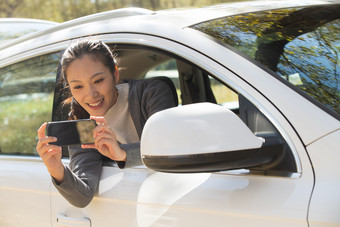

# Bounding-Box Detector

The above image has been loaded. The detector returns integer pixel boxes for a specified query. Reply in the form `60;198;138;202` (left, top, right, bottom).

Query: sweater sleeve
52;145;103;208
142;79;178;123
117;142;141;168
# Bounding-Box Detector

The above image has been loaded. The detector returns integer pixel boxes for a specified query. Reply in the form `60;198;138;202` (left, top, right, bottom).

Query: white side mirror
141;103;265;173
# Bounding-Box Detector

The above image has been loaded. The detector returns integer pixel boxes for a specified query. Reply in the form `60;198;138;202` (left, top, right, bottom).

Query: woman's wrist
49;163;65;183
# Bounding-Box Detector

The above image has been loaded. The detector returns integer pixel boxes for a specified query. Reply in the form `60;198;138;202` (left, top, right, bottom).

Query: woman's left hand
82;116;127;162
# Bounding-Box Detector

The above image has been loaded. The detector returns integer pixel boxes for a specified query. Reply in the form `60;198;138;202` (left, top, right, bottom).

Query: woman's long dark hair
60;39;117;120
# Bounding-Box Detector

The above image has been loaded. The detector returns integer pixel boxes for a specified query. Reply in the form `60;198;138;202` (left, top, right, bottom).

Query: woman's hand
82;116;127;162
36;122;64;183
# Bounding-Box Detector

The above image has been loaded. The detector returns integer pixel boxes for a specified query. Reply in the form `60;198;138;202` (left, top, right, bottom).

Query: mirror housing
141;103;269;173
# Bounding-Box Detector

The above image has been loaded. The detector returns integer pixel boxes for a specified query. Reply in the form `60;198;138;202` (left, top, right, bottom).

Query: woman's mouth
87;99;104;109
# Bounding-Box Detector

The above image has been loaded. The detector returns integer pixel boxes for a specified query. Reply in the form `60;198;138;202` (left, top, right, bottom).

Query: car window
145;59;181;103
145;59;239;109
0;53;59;156
191;4;340;115
141;47;297;174
53;44;297;174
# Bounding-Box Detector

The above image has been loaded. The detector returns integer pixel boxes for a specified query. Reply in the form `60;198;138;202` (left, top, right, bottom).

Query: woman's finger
81;129;113;150
93;125;115;141
40;136;57;144
96;137;114;149
94;123;119;146
90;116;107;126
97;138;125;161
81;144;96;149
37;122;47;139
36;136;57;151
37;144;61;158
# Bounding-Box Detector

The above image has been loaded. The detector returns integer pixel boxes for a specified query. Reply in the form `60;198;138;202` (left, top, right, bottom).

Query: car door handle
57;214;91;227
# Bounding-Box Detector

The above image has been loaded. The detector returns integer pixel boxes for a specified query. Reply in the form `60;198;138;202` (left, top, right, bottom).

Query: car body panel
0;157;51;227
307;130;340;226
51;163;313;227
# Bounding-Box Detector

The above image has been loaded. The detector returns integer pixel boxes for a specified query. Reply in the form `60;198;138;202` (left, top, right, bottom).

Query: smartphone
46;119;96;146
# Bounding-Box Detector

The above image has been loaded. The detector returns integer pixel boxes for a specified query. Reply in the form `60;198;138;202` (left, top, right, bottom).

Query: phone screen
46;119;96;146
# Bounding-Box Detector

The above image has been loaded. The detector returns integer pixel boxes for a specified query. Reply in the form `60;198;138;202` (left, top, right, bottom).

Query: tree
1;0;243;22
0;0;24;17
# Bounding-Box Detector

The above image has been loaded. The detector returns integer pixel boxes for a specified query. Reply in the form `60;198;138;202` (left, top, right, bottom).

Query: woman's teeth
88;99;103;107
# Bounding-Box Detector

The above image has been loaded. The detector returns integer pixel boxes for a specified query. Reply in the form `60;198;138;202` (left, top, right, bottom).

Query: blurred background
0;0;248;22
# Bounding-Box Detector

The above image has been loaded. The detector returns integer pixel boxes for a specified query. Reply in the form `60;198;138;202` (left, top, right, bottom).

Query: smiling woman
35;39;178;207
66;55;118;117
59;39;119;120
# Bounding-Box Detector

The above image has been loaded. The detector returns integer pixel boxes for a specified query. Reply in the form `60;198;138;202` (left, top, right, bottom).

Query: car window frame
91;42;301;176
0;34;305;178
99;34;304;177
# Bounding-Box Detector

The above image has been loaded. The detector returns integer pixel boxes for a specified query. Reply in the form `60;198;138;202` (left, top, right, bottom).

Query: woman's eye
94;78;104;84
73;85;83;90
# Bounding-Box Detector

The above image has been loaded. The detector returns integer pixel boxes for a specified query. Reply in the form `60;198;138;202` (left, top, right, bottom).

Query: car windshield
191;4;340;115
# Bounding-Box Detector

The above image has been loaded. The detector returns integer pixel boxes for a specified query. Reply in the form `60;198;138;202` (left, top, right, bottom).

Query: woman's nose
87;85;98;97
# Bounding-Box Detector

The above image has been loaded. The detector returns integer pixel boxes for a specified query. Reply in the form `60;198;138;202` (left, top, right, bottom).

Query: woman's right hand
36;122;64;183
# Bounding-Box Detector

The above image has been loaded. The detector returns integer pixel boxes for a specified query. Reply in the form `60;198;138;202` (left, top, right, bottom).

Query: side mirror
141;103;267;173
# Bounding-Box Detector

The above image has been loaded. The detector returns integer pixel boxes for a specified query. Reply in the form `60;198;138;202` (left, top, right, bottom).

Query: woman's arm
52;146;103;208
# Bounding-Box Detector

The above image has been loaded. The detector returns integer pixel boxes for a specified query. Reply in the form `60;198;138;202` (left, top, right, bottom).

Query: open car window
52;44;297;175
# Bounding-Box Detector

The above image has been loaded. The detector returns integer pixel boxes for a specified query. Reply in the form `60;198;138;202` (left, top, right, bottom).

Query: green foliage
0;94;53;155
0;0;246;22
0;53;59;155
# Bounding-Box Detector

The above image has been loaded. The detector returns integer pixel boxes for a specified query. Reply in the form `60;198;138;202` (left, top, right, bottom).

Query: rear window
191;4;340;115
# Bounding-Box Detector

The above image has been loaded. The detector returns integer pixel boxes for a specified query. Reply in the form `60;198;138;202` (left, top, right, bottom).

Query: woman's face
66;55;118;117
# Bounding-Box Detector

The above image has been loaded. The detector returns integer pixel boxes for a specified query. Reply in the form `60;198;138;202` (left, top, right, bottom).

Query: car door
49;34;314;227
0;52;59;227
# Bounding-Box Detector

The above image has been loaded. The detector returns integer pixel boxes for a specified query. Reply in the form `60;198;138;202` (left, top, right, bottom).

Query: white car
0;1;339;226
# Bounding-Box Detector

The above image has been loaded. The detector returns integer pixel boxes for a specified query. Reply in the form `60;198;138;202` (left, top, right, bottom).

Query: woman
36;39;177;207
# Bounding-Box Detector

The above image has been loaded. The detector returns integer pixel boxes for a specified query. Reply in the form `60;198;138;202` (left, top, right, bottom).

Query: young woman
36;39;177;207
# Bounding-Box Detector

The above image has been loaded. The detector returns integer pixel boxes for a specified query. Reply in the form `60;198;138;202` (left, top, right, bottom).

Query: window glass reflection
0;53;58;155
192;5;340;114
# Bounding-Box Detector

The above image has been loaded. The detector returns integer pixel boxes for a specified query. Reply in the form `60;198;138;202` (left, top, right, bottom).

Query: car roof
0;18;58;25
0;0;336;60
154;0;338;26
